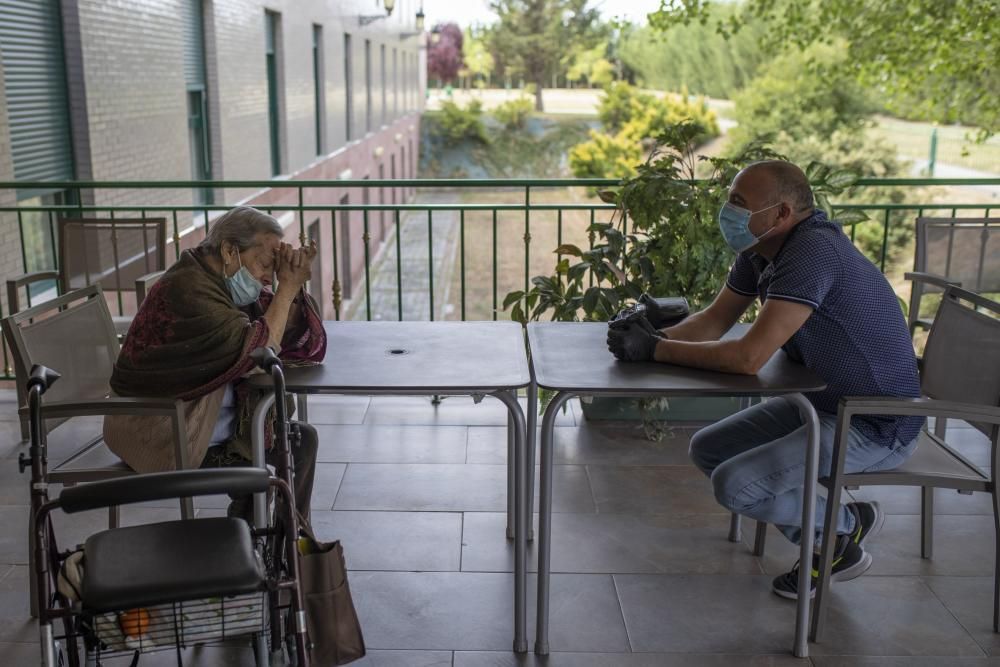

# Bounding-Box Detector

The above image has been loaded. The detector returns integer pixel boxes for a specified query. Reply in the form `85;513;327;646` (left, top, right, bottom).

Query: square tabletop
252;320;532;394
527;322;826;396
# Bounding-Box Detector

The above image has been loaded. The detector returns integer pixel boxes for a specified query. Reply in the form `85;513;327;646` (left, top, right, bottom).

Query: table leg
492;390;529;653
251;393;277;530
785;392;820;659
296;393;309;423
728;513;742;542
526;382;538;541
506;392;515;540
535;391;573;656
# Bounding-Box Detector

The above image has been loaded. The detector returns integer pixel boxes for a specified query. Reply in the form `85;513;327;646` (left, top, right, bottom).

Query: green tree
488;0;604;111
566;43;615;88
462;27;495;88
650;0;1000;139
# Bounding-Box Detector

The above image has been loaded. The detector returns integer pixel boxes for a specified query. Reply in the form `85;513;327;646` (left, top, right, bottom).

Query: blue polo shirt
726;209;923;448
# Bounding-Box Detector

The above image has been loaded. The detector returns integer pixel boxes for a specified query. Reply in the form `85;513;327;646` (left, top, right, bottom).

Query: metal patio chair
812;286;1000;641
6;216;168;339
2;285;194;614
906;217;1000;334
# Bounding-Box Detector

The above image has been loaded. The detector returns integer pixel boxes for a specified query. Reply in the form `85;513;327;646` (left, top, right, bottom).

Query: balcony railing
0;177;997;379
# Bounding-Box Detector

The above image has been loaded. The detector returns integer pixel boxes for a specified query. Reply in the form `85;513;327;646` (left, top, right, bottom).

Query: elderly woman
103;206;326;518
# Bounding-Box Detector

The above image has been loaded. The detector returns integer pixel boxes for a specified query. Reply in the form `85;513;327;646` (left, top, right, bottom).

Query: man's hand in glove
607;315;666;362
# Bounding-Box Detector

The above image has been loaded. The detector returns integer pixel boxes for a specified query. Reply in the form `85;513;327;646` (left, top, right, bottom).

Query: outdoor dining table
248;320;534;653
526;321;827;658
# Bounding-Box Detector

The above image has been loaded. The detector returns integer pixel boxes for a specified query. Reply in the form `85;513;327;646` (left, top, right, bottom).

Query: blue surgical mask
718;201;780;253
225;252;263;306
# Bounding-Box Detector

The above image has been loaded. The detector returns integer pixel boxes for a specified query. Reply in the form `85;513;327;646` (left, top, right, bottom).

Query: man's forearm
661;310;730;342
653;338;761;375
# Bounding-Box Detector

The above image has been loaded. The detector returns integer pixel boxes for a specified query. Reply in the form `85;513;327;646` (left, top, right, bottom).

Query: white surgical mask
224;252;263;306
718;201;781;253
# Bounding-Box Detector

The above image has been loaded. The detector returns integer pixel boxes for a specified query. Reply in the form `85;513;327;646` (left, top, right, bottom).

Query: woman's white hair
199;206;283;253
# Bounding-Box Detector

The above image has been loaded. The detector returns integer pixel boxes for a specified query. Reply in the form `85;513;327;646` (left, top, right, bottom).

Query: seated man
104;206;327;520
607;160;923;599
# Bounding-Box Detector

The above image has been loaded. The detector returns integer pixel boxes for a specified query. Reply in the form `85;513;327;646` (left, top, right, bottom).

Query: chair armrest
58;468;271;514
20;396;184;420
135;269;165;303
839;397;1000;427
904;272;962;290
7;271;60;314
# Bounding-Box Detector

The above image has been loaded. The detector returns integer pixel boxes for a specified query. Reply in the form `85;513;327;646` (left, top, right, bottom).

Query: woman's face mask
225;251;263;306
718;201;781;253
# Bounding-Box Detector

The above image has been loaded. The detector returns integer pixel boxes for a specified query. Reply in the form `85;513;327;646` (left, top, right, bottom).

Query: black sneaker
771;534;872;600
845;501;884;547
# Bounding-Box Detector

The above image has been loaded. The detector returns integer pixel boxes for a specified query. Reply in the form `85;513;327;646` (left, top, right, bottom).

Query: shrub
437;99;488;145
494;96;534;130
568;130;642;179
597;82;653;133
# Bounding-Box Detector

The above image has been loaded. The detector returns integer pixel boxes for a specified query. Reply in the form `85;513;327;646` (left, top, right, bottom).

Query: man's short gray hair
199;206;283;253
747;160;815;213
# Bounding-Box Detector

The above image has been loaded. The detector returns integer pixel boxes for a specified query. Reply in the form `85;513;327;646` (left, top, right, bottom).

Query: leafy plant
504;121;867;325
436;99;489;146
493;96;534;130
568;130;642;180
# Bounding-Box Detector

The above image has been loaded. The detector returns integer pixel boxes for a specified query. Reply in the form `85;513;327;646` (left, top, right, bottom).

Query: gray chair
2;284;194;615
135;269;166;305
6;217;169;438
906;217;1000;333
812;286;1000;641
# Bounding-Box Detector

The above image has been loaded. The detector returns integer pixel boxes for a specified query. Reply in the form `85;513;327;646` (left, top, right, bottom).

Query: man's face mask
225;250;263;306
718;201;781;253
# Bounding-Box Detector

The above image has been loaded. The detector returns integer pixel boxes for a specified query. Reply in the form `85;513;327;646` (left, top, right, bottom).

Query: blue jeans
689;397;918;544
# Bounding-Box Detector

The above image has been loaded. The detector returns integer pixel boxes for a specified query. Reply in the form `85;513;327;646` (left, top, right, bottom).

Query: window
380;44;387;126
392;48;398;117
338;195;352;299
265;10;282;175
343;33;353;142
364;39;372;134
312;24;325;155
307;220;322;307
183;0;212;204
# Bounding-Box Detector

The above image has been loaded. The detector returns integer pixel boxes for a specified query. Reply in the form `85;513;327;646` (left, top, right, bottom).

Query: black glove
607;311;666;362
637;294;689;329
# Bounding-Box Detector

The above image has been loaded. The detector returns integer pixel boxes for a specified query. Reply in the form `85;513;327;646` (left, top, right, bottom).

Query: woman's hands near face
274;241;317;291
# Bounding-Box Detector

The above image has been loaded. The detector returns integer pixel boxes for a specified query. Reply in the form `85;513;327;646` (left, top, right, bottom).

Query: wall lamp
400;5;426;38
359;0;395;26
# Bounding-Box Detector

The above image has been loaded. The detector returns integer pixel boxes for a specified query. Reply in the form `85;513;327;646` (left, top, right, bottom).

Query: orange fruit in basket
119;608;150;637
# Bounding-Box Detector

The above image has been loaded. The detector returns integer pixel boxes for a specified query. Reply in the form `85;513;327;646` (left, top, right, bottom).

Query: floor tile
751;515;996;577
363;396;574;427
333;464;594;513
351;572;628;652
455;652;808;666
311;462;349;512
0;567;34;643
465;423;697;467
614;574;984;656
311;510;462;571
813;658;1000;666
461;512;762;575
924;576;1000;656
300;395;371;425
586;465;719;514
352;650;453;666
848;485;995;515
314;424;468;463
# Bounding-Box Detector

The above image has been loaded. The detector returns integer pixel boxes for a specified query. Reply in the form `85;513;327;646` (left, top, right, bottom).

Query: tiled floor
0;391;998;665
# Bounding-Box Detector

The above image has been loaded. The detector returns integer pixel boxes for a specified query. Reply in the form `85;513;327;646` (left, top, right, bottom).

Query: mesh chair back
922;287;1000;437
59;218;167;294
2;285;119;411
915;218;1000;294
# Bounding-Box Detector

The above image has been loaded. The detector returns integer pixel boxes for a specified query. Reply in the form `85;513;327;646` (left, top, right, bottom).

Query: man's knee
688;427;718;473
710;463;758;514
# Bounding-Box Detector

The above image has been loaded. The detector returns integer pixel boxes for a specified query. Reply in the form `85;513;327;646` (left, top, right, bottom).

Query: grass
870;115;1000;175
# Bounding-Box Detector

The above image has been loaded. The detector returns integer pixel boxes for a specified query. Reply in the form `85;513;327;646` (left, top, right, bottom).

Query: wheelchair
26;348;311;666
